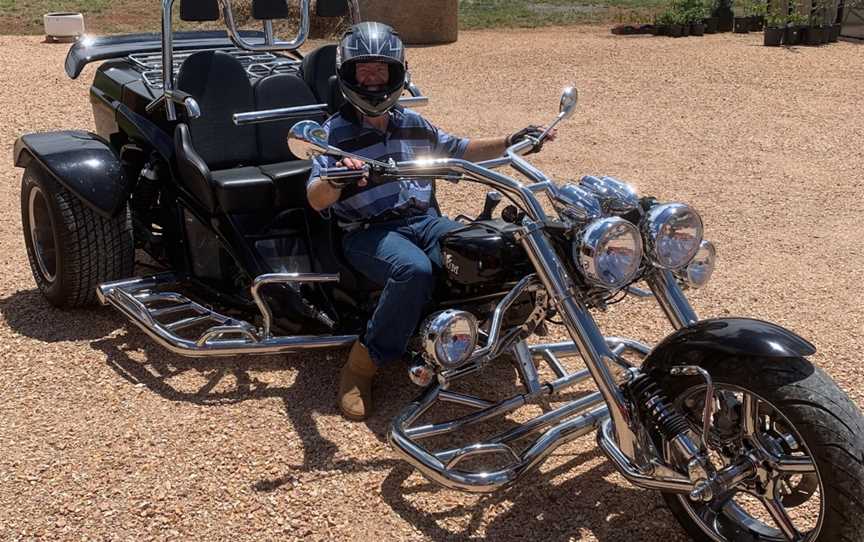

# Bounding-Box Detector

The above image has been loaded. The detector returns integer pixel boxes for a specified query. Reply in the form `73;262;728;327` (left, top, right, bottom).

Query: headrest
180;0;220;22
316;0;350;17
252;0;290;19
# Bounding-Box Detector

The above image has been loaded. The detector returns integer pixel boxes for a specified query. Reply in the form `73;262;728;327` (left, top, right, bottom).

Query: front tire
20;163;134;308
656;356;864;542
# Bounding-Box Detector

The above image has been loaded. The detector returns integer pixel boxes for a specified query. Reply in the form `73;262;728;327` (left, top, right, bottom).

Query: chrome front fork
517;222;704;469
516;222;640;456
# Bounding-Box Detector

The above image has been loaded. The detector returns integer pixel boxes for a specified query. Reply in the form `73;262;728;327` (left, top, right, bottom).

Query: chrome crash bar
389;336;656;493
97;273;356;357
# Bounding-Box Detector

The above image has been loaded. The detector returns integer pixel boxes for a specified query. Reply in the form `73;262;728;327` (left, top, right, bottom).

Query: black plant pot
682;23;691;36
691;22;706;35
764;26;784;45
821;25;831;43
829;23;841;42
714;6;734;31
668;24;684;37
734;17;750;33
784;25;802;45
704;16;719;33
653;24;669;36
750;15;765;31
803;25;823;45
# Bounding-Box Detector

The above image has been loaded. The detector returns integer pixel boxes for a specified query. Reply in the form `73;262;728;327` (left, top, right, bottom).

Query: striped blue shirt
308;106;469;224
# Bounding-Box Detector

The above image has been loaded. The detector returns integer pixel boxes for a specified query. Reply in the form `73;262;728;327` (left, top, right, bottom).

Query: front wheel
656;356;864;542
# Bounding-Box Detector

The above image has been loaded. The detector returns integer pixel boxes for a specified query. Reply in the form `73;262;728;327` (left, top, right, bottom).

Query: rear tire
657;356;864;541
20;163;134;308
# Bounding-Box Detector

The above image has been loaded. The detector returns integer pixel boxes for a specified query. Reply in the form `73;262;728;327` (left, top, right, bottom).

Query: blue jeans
342;214;462;366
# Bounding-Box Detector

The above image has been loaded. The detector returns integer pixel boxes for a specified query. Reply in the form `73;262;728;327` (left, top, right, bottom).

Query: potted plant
655;11;674;35
750;0;766;30
764;5;785;45
713;0;735;30
785;9;807;45
733;0;752;32
704;0;721;32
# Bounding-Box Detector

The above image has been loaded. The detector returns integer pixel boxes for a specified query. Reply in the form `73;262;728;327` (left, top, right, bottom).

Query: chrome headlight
554;183;602;223
642;203;704;270
579;175;640;214
575;217;643;288
680;240;716;288
421;310;478;369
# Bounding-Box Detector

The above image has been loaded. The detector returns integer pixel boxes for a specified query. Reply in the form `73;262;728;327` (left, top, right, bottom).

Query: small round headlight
576;217;643;288
642;203;704;270
421;310;478;369
681;240;716;288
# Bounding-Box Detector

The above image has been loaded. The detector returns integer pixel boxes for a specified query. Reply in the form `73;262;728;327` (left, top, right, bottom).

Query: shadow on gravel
380;448;680;542
90;325;677;541
0;289;122;342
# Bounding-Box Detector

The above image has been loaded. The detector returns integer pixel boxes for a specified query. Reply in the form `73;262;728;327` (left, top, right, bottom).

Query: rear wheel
21;163;134;308
656;356;864;542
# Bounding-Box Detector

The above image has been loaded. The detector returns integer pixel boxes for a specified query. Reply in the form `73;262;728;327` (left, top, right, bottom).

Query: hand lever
476;191;503;221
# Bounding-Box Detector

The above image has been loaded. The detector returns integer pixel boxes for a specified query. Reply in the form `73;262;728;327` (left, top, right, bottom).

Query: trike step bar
96;273;357;357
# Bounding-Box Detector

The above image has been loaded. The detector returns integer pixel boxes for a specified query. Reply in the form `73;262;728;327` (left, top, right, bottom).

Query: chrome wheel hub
28;185;58;283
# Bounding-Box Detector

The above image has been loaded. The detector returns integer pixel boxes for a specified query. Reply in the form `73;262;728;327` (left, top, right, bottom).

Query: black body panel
14;131;129;218
65;31;268;79
642;317;816;373
440;219;532;288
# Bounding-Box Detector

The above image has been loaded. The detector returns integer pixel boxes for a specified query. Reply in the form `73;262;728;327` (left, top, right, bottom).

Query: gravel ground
1;28;863;541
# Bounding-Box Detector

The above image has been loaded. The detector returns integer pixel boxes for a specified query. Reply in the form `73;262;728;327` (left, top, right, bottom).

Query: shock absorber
627;374;691;442
626;373;710;483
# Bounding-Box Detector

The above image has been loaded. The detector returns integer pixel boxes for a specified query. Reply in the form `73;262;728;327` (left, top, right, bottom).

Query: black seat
174;50;275;213
301;45;338;110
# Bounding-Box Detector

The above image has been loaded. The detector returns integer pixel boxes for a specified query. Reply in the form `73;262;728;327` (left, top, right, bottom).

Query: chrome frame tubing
389;365;609;492
374;150;641;456
158;0;359;121
646;269;699;330
219;0;311;53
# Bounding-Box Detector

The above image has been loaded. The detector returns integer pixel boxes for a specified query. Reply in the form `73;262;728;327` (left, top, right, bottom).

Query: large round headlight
642;203;704;270
576;217;643;288
681;240;716;288
421;310;478;369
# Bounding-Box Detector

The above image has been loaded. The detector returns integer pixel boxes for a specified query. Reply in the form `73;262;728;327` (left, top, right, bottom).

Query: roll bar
154;0;361;120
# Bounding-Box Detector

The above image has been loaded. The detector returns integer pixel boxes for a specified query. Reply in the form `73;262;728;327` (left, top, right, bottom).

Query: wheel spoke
772;454;817;475
742;393;761;436
762;495;802;541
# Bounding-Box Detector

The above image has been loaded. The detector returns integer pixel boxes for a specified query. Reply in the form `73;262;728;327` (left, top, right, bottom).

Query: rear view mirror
288;120;330;159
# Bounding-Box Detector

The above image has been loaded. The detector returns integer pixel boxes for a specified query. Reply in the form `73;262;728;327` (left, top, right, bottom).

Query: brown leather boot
338;340;378;421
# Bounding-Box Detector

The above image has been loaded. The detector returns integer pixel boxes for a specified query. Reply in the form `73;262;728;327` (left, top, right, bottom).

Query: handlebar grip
318;165;369;186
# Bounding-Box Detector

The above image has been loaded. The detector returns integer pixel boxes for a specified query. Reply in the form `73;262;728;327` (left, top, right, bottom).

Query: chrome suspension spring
627;375;690;441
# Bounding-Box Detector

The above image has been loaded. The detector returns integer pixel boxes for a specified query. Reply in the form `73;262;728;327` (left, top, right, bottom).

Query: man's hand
336;157;368;188
507;125;557;154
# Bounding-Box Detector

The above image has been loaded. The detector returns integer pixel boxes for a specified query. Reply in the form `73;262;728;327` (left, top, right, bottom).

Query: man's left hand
507;125;557;154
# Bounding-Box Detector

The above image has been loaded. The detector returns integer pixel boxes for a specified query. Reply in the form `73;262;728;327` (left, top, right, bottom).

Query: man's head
336;22;406;117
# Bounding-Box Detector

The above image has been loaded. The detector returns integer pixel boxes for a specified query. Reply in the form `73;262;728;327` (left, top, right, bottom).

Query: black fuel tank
440;219;532;286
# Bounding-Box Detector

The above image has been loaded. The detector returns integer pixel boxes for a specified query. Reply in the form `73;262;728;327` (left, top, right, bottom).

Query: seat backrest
301;44;337;105
253;73;326;163
176;51;258;169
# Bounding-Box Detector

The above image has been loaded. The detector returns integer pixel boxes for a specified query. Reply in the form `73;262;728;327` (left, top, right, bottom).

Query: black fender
642;317;816;373
13;130;130;218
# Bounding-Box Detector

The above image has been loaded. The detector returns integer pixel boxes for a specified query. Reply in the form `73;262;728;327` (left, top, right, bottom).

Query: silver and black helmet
336;22;406;117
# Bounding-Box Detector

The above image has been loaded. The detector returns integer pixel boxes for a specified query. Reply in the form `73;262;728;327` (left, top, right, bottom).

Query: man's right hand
336;158;369;187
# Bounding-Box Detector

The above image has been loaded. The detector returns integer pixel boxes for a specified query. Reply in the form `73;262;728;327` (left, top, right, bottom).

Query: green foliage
458;0;669;29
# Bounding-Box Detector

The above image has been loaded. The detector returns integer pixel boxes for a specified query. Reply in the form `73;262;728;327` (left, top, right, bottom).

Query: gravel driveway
1;27;862;541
